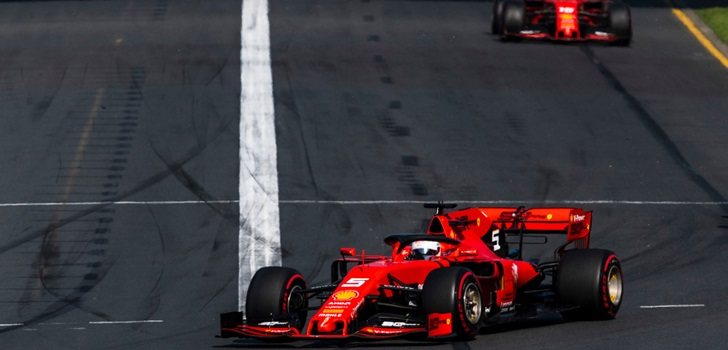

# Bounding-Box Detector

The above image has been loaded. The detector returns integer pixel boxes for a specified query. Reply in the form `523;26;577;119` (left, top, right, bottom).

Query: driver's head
410;240;440;260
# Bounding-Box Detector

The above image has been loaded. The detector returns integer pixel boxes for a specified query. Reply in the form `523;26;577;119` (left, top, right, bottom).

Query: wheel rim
287;284;305;313
606;265;623;306
462;282;482;324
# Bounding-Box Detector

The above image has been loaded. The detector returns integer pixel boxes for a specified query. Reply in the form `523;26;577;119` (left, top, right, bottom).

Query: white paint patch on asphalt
239;0;281;313
0;323;23;327
640;304;705;309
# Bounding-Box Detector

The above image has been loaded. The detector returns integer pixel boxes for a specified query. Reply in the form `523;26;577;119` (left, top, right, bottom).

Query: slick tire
246;266;308;331
609;3;632;46
557;249;623;320
491;0;506;35
422;267;483;339
502;0;525;40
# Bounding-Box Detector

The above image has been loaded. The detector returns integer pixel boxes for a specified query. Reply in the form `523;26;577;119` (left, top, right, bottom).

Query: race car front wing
220;312;427;340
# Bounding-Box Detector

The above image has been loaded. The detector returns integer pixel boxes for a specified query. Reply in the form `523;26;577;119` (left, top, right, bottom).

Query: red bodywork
498;0;630;44
221;206;593;340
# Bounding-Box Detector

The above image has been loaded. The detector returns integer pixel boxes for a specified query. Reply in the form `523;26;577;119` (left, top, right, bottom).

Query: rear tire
502;0;525;40
246;266;308;331
609;3;632;46
422;267;483;339
557;249;623;320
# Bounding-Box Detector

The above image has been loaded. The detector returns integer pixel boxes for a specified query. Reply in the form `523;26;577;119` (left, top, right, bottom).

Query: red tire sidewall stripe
600;254;620;316
457;271;478;333
282;273;304;314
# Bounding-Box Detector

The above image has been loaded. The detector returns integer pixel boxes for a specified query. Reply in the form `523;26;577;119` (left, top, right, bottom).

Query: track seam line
2;199;728;207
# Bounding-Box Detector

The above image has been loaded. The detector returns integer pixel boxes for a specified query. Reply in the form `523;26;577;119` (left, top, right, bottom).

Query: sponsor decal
321;308;345;314
511;263;519;281
332;290;359;301
318;310;343;317
326;301;351;306
427;313;452;337
546;213;553;220
558;6;575;14
380;321;421;328
341;277;368;287
257;321;289;327
502;305;515;313
572;214;586;223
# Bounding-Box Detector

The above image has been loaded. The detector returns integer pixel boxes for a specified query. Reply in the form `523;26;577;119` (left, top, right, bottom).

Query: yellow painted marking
43;88;105;277
61;88;106;201
672;8;728;69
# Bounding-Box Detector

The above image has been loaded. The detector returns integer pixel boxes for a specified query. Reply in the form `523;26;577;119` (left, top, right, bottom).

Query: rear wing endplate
492;207;592;248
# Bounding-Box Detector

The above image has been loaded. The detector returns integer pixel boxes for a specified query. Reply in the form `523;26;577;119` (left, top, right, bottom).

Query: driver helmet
410;240;441;260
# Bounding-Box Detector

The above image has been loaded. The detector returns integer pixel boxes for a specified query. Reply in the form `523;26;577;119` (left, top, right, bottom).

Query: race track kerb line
672;8;728;69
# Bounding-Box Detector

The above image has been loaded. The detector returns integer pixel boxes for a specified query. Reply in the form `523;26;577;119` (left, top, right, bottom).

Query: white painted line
88;320;164;325
38;322;71;326
0;320;163;328
0;323;23;327
6;200;237;207
0;200;237;207
239;0;281;314
1;199;727;208
640;304;705;309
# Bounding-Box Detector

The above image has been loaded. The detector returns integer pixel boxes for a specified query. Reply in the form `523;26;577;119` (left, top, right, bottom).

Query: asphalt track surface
0;0;727;349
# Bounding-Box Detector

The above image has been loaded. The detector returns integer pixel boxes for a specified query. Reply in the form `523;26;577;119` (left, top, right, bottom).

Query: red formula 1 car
491;0;632;45
220;203;623;341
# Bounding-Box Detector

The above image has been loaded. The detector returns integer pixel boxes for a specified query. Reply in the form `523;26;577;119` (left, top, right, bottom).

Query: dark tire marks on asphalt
1;118;236;332
13;68;148;331
363;5;429;199
580;46;728;212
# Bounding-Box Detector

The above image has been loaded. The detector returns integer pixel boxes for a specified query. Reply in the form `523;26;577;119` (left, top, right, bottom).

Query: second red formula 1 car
492;0;632;45
220;203;623;341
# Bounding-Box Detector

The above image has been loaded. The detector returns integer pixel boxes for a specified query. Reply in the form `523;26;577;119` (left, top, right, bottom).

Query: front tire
557;249;623;320
422;267;483;339
491;0;506;35
246;266;308;331
502;0;525;40
609;3;632;46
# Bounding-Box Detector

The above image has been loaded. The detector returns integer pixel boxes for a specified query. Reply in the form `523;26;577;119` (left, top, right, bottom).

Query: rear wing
490;207;592;249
